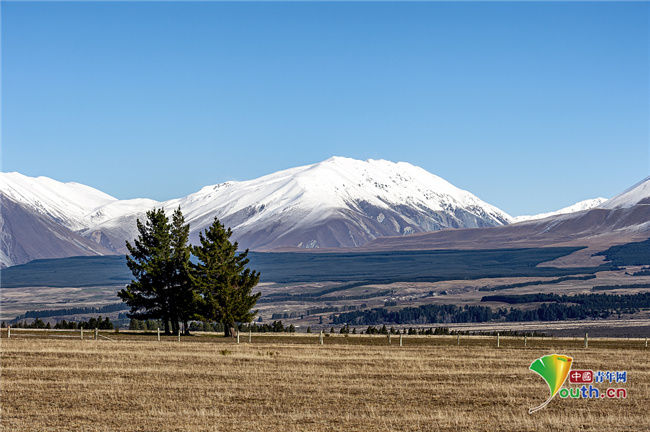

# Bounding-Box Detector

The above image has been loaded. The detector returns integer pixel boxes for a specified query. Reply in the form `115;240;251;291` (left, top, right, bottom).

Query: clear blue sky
2;1;648;216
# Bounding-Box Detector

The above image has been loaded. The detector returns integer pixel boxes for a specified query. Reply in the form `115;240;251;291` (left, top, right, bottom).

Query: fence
1;326;648;350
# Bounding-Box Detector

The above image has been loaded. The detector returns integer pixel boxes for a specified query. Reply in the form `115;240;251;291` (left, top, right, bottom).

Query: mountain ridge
512;198;608;223
1;157;513;266
2;159;647;268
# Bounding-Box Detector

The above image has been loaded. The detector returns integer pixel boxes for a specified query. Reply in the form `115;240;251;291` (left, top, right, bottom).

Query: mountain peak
600;176;650;209
0;171;117;230
1;159;514;265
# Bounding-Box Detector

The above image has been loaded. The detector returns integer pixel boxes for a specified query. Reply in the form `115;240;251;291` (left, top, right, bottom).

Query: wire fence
1;326;648;350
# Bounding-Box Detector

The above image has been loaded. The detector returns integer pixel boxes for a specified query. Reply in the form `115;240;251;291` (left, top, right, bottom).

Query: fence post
178;328;181;343
584;333;588;349
157;328;161;342
319;331;323;345
236;332;240;344
249;329;252;343
496;333;500;348
457;334;460;346
524;335;527;347
94;328;98;340
80;327;83;340
388;333;391;345
399;334;403;347
645;337;648;349
7;325;10;339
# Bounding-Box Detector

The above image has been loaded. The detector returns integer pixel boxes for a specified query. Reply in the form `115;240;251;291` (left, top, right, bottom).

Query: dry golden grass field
1;332;649;432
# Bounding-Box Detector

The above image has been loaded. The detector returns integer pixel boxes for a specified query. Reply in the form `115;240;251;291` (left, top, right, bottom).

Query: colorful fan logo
528;354;573;414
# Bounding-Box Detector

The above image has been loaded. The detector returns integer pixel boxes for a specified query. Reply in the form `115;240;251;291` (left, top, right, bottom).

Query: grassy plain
1;333;648;431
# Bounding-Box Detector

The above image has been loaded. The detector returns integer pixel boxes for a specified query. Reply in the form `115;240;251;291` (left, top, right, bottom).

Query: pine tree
169;207;198;335
119;207;195;335
119;209;175;334
191;217;261;337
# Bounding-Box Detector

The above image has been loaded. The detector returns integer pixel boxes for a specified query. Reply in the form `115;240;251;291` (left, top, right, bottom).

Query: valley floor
1;333;648;431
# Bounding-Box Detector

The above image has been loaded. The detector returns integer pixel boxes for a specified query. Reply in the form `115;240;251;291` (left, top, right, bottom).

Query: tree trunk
183;320;190;336
164;317;171;335
224;321;236;338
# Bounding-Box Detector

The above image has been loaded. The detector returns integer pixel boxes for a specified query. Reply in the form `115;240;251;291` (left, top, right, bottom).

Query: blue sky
2;1;648;216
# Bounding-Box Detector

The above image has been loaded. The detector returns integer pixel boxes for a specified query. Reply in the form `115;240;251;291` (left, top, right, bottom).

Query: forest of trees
477;275;596;292
118;208;261;336
332;304;497;325
11;303;128;322
331;292;650;325
6;316;114;330
592;283;650;291
594;238;650;266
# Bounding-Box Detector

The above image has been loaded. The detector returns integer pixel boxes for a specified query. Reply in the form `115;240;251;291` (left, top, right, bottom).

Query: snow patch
513;198;608;223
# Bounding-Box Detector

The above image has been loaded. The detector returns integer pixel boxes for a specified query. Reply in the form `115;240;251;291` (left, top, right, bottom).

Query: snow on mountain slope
170;156;510;231
599;176;650;209
84;198;161;227
3;161;647;267
0;195;115;268
2;157;513;262
80;198;162;251
82;157;513;252
0;172;117;230
512;198;608;223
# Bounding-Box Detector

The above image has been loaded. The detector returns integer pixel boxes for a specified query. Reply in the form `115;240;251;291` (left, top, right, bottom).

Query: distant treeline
481;292;650;308
592;283;650;291
271;304;363;320
363;325;453;335
332;304;498;325
478;275;596;292
332;293;650;325
260;290;391;303
481;292;650;321
239;321;296;333
7;316;114;330
11;303;129;323
630;266;650;277
354;325;547;337
594;238;650;266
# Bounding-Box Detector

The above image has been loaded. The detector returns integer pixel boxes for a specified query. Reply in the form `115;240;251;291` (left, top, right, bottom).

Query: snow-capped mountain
0;172;117;230
364;176;650;256
3;162;648;268
0;197;115;268
1;157;513;265
512;198;608;223
599;176;650;209
82;157;514;252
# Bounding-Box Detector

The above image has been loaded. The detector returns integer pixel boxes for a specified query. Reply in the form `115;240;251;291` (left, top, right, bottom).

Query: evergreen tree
119;209;173;333
118;208;194;335
169;207;198;335
191;217;261;337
